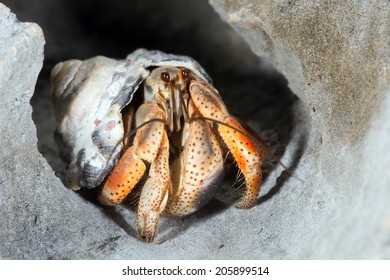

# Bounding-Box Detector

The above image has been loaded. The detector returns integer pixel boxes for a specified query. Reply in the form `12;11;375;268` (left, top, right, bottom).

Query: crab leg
137;131;171;242
189;80;267;208
98;103;166;206
165;101;224;216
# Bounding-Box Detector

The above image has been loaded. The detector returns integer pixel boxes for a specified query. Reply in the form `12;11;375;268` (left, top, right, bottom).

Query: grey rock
1;0;389;259
209;0;390;258
0;3;127;260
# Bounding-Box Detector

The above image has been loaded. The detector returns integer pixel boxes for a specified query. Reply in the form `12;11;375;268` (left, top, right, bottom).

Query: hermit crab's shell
51;49;211;190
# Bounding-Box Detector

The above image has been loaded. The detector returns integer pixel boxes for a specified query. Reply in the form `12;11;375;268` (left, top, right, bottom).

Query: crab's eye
181;69;189;80
160;71;170;82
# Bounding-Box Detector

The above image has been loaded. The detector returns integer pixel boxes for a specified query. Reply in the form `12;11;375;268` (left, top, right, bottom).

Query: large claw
165;101;224;216
189;80;267;208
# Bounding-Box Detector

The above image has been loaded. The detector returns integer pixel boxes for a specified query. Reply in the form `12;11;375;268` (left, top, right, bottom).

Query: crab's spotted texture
51;49;267;242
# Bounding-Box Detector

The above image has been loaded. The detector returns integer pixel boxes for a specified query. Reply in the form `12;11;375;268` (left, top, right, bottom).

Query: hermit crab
51;49;268;242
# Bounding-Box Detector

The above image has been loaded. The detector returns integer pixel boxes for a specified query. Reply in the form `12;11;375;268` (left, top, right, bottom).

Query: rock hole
12;0;306;232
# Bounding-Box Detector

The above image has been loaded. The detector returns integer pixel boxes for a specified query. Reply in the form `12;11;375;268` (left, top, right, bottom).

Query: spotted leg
189;80;268;208
137;130;171;242
99;104;169;238
165;101;224;216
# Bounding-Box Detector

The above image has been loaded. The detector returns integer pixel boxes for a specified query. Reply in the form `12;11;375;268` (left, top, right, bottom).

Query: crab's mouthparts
168;83;188;132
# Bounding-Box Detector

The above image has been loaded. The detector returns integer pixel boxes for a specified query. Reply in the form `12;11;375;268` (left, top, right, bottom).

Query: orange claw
189;80;267;208
98;103;166;207
98;147;146;206
165;102;224;216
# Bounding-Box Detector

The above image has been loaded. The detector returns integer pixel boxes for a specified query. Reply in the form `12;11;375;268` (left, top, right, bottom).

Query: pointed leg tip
234;197;257;209
138;229;157;243
139;233;156;243
137;212;160;243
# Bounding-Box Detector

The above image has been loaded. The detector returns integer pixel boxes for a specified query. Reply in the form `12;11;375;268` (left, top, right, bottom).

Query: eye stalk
160;71;170;83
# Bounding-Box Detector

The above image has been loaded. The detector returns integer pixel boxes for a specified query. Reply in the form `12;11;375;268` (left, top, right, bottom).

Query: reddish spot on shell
94;119;101;126
125;59;133;66
105;120;116;131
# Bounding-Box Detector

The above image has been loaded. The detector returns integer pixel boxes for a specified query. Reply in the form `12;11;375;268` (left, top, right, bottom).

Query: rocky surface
209;0;390;258
0;3;133;259
1;0;389;259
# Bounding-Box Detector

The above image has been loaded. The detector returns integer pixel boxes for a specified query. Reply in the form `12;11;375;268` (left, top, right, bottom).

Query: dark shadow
156;199;230;244
99;206;138;239
258;131;307;204
76;187;138;238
